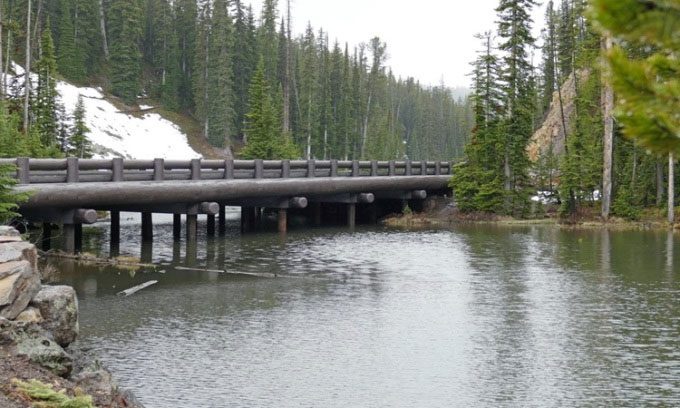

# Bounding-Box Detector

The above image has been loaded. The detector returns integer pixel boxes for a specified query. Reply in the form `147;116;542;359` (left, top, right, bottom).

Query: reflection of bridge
3;158;452;253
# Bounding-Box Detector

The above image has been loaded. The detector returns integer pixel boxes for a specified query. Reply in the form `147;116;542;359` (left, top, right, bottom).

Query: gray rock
15;306;43;324
0;261;41;319
0;241;38;271
14;332;72;376
31;285;79;347
0;226;20;237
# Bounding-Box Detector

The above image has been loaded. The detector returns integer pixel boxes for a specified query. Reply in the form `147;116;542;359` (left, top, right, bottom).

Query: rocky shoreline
0;226;144;408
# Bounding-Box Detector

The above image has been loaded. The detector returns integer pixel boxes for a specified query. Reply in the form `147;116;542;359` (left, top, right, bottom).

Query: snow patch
12;62;200;159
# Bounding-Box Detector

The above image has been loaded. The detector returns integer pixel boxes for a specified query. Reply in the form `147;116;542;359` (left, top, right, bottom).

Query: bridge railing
0;158;452;184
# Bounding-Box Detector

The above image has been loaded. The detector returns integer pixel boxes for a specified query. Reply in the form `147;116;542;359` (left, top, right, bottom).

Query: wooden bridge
2;158;452;253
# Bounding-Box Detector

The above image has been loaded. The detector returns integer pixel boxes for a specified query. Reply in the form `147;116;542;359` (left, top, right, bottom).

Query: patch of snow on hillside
12;62;200;159
57;82;200;159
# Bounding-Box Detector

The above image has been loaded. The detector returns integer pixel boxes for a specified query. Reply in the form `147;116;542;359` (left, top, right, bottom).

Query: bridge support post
63;224;82;254
173;214;181;239
312;203;322;226
347;203;356;229
278;209;288;234
141;212;153;241
218;206;226;235
241;207;255;233
42;223;52;251
368;204;378;224
207;214;216;236
74;224;83;252
110;211;120;245
141;241;153;264
186;214;198;242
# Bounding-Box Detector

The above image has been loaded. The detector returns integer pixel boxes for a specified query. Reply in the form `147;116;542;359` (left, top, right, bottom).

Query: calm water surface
49;215;680;407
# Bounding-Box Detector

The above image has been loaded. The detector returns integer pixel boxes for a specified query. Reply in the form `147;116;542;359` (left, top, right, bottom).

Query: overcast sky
249;0;546;89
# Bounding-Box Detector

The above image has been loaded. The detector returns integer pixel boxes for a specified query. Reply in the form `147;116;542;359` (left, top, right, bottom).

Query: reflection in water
47;221;680;408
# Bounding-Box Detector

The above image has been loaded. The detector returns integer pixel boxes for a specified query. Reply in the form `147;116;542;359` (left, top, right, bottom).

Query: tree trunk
4;28;10;97
32;0;42;57
360;90;372;158
601;35;614;221
669;153;675;224
657;161;665;207
23;0;31;134
98;0;109;60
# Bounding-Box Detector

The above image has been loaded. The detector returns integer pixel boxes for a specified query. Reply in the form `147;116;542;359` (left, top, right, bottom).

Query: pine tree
174;0;197;111
68;95;92;158
192;1;210;140
496;0;538;215
144;0;180;109
206;0;233;147
241;58;297;159
56;0;84;81
108;0;143;103
231;0;257;139
34;20;59;148
258;0;278;87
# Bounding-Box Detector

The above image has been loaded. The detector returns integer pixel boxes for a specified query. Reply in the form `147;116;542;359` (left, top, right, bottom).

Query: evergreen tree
68;95;92;158
108;0;143;103
174;0;197;111
241;58;297;159
496;0;538;215
56;0;84;81
34;20;59;148
231;0;257;139
206;0;233;147
258;0;278;87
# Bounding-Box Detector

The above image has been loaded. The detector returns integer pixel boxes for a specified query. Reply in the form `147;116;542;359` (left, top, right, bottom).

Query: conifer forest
0;0;679;221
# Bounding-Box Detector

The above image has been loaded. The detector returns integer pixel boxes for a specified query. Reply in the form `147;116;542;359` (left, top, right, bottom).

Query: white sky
249;0;546;89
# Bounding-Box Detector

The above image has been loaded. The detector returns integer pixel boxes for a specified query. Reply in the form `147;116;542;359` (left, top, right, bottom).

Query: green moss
12;379;94;408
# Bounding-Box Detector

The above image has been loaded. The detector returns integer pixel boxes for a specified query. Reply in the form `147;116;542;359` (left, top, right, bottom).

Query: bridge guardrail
0;158;452;184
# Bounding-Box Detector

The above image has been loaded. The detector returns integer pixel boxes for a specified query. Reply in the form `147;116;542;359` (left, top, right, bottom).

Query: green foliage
56;0;85;82
590;0;680;155
109;0;144;103
0;165;27;223
68;96;93;158
12;379;94;408
241;59;298;159
35;21;59;149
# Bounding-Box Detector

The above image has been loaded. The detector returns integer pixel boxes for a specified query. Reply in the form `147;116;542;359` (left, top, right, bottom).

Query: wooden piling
186;214;198;242
312;202;322;226
278;208;288;233
141;212;153;241
63;224;75;253
173;214;181;239
207;214;216;236
218;205;226;235
42;223;51;251
347;203;356;229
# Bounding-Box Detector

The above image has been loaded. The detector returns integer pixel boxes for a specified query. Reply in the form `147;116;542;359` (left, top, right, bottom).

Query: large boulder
31;286;79;347
0;241;38;271
13;330;73;376
0;261;41;319
0;226;20;237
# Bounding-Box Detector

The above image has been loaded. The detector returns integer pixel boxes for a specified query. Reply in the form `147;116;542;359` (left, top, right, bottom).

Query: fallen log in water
117;280;158;297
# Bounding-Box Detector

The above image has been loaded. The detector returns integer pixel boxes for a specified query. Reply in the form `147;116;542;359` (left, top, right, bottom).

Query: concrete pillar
42;223;52;251
186;214;198;242
278;209;288;233
207;214;216;236
218;205;226;236
347;203;356;229
312;202;322;226
141;212;153;241
110;211;120;245
173;214;182;240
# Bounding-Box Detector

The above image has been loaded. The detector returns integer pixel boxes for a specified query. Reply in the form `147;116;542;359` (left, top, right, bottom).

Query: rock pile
0;226;144;408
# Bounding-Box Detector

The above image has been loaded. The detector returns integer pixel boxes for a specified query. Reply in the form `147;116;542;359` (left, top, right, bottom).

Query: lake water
48;216;680;407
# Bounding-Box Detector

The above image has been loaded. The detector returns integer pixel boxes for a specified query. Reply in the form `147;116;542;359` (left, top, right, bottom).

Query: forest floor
384;198;680;232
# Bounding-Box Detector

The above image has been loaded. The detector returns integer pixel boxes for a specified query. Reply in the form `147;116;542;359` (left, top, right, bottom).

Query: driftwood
117;280;158;297
175;266;225;274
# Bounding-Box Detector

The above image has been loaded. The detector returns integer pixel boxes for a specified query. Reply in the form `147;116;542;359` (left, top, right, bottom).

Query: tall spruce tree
205;0;233;148
34;21;59;148
108;0;143;103
231;0;257;140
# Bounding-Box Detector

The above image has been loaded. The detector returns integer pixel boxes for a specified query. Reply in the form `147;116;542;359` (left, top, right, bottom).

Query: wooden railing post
112;158;123;182
153;158;164;181
388;160;396;176
370;161;378;177
16;158;29;184
352;160;360;177
435;161;441;176
190;159;201;180
405;160;412;176
308;160;316;178
420;161;427;176
282;160;290;178
254;159;264;179
66;157;79;183
330;160;338;177
224;159;234;179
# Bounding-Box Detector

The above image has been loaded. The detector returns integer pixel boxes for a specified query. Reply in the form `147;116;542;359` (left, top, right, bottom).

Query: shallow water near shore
48;215;680;407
